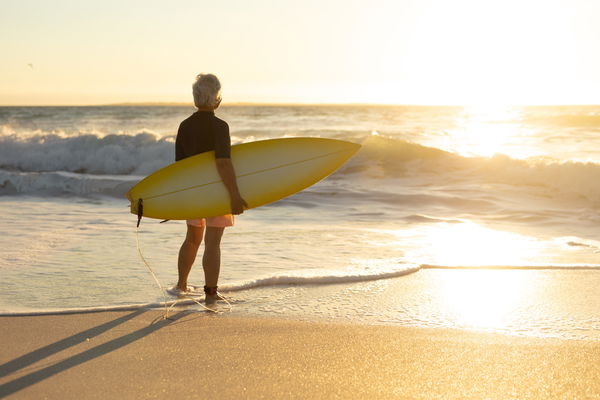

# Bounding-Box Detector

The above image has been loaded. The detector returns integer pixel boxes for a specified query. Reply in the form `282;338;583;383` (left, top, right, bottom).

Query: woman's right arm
215;158;248;215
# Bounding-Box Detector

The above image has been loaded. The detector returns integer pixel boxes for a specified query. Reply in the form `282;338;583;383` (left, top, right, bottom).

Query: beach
1;311;600;399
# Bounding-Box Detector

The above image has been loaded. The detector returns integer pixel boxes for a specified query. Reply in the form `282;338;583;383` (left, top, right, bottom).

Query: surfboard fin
136;199;143;227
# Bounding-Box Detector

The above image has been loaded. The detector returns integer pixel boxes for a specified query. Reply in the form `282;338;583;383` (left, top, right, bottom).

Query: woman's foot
204;286;227;304
168;285;203;297
205;292;228;304
168;285;189;296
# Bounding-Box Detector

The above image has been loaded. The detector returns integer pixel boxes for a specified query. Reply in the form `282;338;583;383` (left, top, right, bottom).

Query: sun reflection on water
395;221;544;267
387;221;545;332
431;105;540;159
431;269;534;331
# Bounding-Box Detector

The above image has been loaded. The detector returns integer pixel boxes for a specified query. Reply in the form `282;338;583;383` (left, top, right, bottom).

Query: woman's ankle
204;285;218;295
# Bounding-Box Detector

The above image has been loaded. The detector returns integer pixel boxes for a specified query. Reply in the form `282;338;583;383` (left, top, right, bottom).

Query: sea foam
0;264;420;316
3;132;600;205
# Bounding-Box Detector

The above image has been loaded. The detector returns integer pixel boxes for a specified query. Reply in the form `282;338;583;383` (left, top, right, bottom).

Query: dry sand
1;310;599;399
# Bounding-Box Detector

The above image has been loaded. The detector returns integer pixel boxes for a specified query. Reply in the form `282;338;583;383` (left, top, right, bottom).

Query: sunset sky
1;0;599;105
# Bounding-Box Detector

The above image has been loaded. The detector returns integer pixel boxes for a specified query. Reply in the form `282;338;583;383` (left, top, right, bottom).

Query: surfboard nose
347;141;361;153
335;139;361;155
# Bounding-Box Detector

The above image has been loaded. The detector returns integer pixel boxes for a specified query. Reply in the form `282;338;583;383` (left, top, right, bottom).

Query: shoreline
3;266;600;342
1;311;599;399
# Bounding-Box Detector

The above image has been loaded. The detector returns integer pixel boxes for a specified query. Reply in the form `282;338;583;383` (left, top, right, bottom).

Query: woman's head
192;73;222;110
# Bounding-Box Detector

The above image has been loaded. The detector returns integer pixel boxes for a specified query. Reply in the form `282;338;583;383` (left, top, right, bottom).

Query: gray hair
192;73;222;108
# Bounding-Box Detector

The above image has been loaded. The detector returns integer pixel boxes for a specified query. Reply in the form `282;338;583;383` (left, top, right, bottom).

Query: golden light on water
426;222;538;266
395;221;543;267
386;222;544;332
432;269;534;331
453;106;520;157
434;105;539;159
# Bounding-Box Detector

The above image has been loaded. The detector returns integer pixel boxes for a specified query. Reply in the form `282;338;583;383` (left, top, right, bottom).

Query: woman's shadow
0;309;190;397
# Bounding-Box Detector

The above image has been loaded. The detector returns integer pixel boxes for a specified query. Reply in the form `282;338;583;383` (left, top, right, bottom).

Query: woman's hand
230;195;248;215
215;158;247;215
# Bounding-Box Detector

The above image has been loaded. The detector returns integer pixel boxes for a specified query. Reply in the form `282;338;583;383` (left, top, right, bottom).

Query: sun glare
388;221;546;332
426;222;538;266
432;269;535;332
423;105;541;159
395;221;543;267
449;106;525;158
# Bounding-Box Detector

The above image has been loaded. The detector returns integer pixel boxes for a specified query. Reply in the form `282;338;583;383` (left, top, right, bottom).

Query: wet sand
1;310;599;399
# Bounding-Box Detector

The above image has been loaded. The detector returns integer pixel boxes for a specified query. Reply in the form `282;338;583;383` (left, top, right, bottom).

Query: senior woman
173;73;247;304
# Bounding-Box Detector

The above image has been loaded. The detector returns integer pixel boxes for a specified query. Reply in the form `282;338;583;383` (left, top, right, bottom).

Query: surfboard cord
135;227;231;318
135;226;169;317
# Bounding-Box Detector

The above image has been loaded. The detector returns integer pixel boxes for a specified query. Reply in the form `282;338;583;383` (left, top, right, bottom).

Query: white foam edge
422;264;600;270
0;265;421;316
3;263;599;316
218;264;421;291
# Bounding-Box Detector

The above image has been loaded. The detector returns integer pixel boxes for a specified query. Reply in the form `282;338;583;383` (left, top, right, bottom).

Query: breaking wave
2;132;600;205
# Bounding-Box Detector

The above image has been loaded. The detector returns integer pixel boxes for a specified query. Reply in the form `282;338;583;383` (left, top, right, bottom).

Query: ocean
1;104;600;340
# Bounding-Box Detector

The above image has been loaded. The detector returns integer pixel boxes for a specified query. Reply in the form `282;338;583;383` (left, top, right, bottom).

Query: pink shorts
186;214;234;228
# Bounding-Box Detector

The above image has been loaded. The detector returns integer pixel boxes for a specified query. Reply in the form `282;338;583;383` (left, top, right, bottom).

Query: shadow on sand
0;310;189;397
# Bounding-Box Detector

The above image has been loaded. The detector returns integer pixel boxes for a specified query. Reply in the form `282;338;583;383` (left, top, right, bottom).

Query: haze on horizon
1;0;599;106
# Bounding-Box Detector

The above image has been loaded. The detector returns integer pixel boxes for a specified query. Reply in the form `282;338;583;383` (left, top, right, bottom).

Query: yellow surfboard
126;137;360;220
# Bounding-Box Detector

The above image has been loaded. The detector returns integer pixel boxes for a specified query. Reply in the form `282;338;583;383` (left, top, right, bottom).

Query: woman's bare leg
202;226;225;288
177;224;204;291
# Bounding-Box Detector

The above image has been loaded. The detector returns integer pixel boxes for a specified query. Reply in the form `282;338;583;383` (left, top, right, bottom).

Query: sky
1;0;599;105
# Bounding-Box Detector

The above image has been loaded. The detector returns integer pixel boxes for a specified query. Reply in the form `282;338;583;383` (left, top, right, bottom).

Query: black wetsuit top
175;111;231;161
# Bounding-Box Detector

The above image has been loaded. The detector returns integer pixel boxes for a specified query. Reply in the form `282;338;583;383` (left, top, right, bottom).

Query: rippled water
2;105;600;340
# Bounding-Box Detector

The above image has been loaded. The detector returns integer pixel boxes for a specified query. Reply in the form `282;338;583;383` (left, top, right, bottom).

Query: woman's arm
215;158;248;214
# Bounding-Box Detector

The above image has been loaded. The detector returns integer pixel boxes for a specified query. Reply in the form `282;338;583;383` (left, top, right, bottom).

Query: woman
173;73;247;304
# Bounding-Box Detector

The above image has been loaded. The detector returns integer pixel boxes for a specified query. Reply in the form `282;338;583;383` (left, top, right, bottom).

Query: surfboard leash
134;225;230;318
135;225;169;317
